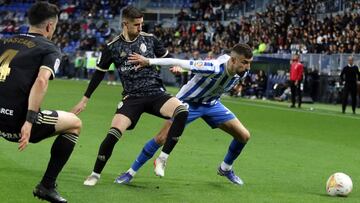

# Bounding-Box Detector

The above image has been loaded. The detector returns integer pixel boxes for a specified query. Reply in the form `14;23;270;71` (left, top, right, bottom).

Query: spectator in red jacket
289;54;304;108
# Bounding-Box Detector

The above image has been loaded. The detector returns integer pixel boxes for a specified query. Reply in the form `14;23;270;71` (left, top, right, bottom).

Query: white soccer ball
326;172;353;196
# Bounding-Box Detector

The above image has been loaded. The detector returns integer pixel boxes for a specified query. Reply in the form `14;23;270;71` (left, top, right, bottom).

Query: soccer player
0;2;82;203
71;5;188;186
115;43;253;185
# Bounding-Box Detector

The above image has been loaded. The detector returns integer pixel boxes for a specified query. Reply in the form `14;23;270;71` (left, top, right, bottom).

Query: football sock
41;133;78;189
127;168;136;176
162;105;188;154
90;171;100;179
158;151;169;160
220;161;232;171
131;138;160;172
223;139;246;166
93;127;122;174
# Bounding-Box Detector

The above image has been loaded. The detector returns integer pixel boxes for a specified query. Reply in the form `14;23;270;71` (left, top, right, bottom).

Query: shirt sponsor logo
193;61;213;68
0;107;13;116
0;130;20;140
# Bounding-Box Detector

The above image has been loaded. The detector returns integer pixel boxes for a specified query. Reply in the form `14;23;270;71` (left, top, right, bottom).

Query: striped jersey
176;54;245;105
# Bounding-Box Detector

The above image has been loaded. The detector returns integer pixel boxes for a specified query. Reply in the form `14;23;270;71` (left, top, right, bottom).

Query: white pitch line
222;99;360;120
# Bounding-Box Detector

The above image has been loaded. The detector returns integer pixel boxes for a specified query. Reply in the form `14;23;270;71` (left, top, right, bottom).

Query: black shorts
0;110;58;143
116;93;173;130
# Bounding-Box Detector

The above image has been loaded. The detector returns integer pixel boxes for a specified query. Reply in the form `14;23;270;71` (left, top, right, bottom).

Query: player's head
292;54;300;62
348;56;353;65
28;1;59;40
229;43;253;77
122;5;143;38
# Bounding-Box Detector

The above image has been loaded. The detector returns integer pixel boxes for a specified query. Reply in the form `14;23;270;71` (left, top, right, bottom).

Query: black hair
28;1;59;26
232;43;253;59
122;5;143;19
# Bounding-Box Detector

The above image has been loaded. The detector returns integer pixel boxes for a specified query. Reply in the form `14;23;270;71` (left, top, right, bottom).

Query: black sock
162;105;188;154
93;127;122;174
41;133;78;189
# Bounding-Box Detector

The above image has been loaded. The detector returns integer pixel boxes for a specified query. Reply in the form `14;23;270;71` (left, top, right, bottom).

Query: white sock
91;171;101;179
159;151;169;160
127;168;137;176
220;161;232;171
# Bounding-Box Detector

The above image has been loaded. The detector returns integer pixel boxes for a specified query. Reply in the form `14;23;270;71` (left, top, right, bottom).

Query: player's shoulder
107;35;122;46
139;31;154;37
29;34;60;52
216;54;230;64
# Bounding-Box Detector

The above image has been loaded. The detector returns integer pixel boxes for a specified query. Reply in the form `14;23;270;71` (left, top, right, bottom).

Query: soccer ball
326;172;353;196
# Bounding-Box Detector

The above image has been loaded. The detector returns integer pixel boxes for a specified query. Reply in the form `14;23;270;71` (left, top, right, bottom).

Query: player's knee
242;129;251;143
154;131;167;145
66;113;82;135
172;105;189;121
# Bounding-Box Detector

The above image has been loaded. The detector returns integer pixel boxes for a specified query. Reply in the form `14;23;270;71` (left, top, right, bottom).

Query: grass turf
0;79;359;203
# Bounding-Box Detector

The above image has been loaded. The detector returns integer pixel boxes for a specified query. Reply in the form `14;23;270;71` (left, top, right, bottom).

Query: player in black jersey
71;5;188;186
0;2;82;203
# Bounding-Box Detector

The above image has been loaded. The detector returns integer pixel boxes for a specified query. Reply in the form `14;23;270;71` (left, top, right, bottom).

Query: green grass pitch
0;80;359;203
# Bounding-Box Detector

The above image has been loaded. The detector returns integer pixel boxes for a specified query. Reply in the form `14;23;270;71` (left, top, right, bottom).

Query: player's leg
342;85;350;113
217;118;250;185
200;102;249;185
153;97;188;177
350;85;357;114
84;113;131;186
85;96;145;186
297;82;302;108
290;81;296;107
115;120;171;184
31;110;82;203
115;96;187;183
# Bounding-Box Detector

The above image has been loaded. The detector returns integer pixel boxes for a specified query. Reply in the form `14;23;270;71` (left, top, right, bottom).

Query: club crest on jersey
194;61;204;68
140;43;147;53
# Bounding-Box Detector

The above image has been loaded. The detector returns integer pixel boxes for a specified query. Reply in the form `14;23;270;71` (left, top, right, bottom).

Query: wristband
26;110;38;124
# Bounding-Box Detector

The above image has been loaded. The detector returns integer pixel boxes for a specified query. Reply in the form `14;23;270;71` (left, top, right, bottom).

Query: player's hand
128;53;150;70
169;66;183;75
71;96;88;115
19;121;32;151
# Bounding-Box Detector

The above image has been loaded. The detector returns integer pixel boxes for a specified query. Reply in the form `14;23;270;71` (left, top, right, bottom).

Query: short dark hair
28;1;59;26
232;43;253;59
122;5;143;20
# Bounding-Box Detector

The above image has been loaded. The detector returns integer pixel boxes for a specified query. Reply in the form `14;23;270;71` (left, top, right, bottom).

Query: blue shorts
183;101;235;128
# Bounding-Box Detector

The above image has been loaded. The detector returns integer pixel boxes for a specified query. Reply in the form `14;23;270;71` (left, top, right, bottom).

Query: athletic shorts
116;93;173;130
0;110;58;143
183;101;235;129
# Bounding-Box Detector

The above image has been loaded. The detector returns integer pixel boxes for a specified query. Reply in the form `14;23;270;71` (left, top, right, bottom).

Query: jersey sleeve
149;58;222;75
96;45;113;72
40;45;62;80
153;36;169;58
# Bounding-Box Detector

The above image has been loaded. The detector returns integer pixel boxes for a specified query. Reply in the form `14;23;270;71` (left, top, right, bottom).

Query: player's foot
33;183;67;203
114;172;133;184
154;157;166;177
217;167;244;185
83;174;100;186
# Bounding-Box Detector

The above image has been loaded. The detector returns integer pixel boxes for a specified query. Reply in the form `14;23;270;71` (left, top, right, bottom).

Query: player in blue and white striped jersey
115;43;253;185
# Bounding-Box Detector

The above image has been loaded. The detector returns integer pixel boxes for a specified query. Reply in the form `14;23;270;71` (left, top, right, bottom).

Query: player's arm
19;46;60;151
72;47;112;115
128;53;219;75
340;66;345;83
